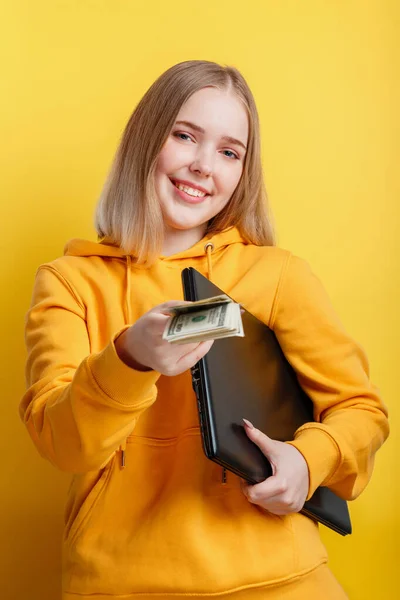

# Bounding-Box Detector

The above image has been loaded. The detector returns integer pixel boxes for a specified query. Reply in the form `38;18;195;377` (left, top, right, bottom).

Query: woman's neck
162;225;207;257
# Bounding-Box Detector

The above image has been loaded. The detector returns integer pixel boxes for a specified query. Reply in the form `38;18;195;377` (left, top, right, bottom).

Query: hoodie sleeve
20;265;160;473
270;254;389;501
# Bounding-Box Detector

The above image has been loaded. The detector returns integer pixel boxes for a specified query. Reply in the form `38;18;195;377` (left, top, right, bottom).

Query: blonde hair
94;60;275;263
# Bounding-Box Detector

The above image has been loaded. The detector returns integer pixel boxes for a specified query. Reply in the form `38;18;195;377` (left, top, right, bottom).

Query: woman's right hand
115;301;214;376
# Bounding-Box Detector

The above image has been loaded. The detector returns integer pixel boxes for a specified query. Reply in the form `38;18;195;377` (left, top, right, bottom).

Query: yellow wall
1;1;398;598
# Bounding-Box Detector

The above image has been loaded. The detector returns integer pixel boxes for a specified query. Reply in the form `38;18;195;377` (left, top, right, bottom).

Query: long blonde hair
94;60;275;263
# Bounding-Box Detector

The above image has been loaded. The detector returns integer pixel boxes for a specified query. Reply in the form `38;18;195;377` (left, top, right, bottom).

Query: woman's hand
115;301;214;376
241;419;309;515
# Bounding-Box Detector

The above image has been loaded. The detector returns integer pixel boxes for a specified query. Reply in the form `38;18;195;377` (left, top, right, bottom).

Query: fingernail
242;418;254;429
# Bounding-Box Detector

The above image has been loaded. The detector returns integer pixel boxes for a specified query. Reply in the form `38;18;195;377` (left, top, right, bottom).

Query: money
163;295;244;344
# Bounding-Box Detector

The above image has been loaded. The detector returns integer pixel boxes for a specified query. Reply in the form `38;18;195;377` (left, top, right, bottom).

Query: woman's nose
190;161;212;177
189;149;213;177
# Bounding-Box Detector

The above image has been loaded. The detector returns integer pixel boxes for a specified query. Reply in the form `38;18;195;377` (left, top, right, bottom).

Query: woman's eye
222;150;239;160
173;132;193;142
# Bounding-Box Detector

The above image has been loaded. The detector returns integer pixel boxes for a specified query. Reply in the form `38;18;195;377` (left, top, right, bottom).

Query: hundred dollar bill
163;296;244;344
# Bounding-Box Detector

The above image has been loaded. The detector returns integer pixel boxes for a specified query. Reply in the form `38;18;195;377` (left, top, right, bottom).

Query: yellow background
1;1;398;599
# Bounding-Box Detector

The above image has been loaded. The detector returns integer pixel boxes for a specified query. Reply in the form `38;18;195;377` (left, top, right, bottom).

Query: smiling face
155;86;249;254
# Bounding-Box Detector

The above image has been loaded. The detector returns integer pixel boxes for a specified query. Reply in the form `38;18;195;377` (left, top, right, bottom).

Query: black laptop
182;267;352;536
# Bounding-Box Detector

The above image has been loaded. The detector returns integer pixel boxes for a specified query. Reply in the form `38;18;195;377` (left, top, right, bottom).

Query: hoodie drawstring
124;255;132;325
204;242;214;280
119;255;132;468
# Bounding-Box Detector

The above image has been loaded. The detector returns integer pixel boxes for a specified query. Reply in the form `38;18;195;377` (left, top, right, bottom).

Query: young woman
20;60;389;600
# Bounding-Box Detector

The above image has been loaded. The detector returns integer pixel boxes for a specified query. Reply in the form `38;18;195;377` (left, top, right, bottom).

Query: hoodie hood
64;227;247;327
63;227;246;261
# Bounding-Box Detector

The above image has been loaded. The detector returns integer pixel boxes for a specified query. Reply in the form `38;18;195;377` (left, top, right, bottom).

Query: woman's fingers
243;476;290;504
242;475;305;514
243;420;278;461
157;300;191;315
175;340;214;373
241;422;309;515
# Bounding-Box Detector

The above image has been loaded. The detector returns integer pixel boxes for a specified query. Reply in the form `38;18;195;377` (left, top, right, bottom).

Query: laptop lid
182;267;351;536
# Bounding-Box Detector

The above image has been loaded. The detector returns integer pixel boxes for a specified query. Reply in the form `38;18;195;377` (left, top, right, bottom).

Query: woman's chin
164;217;207;233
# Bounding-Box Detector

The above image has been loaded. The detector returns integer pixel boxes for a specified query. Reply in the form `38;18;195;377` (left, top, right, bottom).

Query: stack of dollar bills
163;295;244;344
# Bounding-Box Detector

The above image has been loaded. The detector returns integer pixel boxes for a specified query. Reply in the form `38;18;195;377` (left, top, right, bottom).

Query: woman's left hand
241;419;309;515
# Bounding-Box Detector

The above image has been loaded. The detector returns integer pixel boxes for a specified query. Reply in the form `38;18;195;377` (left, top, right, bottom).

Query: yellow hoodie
20;227;388;599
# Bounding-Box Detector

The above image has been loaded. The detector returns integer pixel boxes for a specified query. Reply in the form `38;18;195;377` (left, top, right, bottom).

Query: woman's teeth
174;182;206;198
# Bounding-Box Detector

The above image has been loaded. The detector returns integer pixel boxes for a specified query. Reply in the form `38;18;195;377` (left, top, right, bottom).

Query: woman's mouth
170;179;210;204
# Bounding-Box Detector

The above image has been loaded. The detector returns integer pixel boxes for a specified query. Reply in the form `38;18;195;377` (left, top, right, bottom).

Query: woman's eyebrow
175;120;247;151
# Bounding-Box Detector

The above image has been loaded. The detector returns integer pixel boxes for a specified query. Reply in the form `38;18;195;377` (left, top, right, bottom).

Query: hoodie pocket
64;456;115;546
63;430;313;597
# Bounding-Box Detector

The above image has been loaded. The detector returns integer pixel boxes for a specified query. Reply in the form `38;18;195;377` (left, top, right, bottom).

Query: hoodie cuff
88;327;160;407
287;425;341;500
